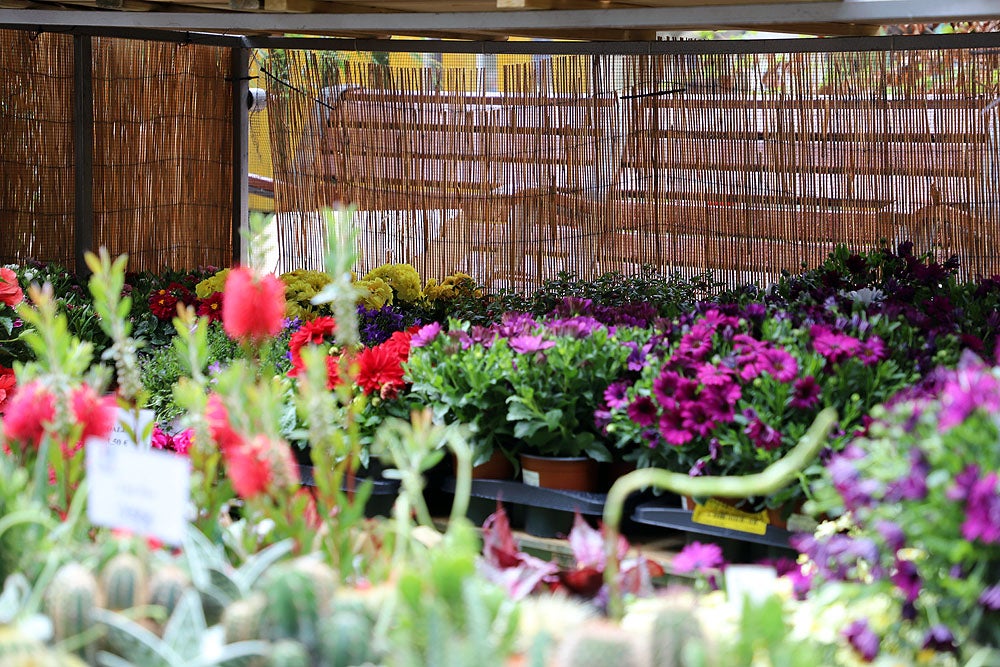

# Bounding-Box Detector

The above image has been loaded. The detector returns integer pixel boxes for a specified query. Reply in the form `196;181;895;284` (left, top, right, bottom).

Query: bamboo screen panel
92;39;233;272
263;47;1000;290
0;30;75;268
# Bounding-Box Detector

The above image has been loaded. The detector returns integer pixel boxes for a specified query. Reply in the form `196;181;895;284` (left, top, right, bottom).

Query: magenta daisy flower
762;347;798;383
790;376;821;409
658;409;693;446
626;396;658;427
672;541;724;574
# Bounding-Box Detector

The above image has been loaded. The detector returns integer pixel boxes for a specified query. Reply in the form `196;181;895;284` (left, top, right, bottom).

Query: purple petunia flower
672;541;724;575
962;472;1000;544
842;619;880;662
409;321;442;348
626;396;658;427
790;376;822;410
947;464;981;502
508;334;556;354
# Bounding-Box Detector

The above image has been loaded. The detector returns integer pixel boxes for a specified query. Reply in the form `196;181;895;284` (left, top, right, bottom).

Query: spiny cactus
45;562;99;662
0;625;89;667
147;564;190;620
286;557;337;615
317;607;377;667
553;621;643;667
100;553;147;612
222;593;267;644
650;608;705;667
259;566;321;649
267;639;311;667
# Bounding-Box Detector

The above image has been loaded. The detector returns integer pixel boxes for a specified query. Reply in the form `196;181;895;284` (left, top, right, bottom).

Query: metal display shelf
631;499;793;550
441;477;608;515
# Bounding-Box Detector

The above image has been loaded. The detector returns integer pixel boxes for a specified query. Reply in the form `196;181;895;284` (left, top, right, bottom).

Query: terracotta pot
469;449;516;480
519;454;599;492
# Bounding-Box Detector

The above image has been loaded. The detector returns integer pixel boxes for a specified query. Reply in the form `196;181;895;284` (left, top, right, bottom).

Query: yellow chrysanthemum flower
355;278;393;309
362;264;422;303
194;268;231;299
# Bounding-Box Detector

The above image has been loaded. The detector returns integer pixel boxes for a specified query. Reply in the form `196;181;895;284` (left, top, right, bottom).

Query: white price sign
109;408;155;448
86;439;191;545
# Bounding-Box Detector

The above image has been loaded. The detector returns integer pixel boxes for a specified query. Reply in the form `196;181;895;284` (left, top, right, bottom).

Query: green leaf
162;591;207;661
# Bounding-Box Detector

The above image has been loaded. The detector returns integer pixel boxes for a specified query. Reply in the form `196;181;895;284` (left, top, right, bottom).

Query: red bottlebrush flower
222;267;286;344
2;381;56;448
149;288;180;321
205;393;243;452
223;433;299;499
0;366;16;414
196;291;224;322
0;268;24;308
355;339;408;397
69;384;118;452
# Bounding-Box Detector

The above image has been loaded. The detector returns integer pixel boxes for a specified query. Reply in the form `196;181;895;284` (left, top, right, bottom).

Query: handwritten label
522;468;540;487
691;498;769;536
109;408;155;448
86;439;190;545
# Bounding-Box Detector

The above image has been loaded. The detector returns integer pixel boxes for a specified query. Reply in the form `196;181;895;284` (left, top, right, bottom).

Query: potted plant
407;313;650;491
603;303;913;515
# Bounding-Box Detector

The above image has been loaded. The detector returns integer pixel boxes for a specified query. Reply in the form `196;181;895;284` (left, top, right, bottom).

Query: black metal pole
73;33;94;277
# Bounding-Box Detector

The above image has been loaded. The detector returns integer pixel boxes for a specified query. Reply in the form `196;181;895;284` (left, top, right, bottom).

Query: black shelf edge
440;477;608;515
631;501;793;549
298;464;400;495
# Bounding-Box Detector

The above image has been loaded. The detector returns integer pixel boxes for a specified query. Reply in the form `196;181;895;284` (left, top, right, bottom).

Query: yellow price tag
691;498;769;536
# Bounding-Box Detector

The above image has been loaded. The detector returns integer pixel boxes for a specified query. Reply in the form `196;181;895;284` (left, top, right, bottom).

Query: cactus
650;608;704;667
317;607;377;667
259;566;321;648
147;564;190;620
553;622;642;667
267;639;311;667
287;557;337;615
222;593;267;644
45;562;99;662
101;553;147;612
0;625;88;667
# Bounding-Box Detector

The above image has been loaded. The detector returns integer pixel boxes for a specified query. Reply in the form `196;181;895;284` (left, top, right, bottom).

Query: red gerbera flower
355;337;409;398
2;381;56;448
196;291;224;322
0;366;16;414
0;268;24;308
222;267;286;344
287;316;338;378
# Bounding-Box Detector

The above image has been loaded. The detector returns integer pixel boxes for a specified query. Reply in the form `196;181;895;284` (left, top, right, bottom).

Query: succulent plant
100;554;147;613
259;566;321;651
0;625;89;667
650;608;705;667
266;640;311;667
317;607;376;667
222;593;267;645
45;562;100;663
553;621;643;667
148;564;191;620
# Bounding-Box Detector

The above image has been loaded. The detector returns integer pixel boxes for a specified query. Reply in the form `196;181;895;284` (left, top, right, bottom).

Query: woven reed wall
0;30;76;268
263;47;1000;290
0;30;233;273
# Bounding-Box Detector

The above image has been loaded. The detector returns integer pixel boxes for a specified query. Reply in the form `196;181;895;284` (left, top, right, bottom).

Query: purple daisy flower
962;472;1000;544
508;334;556;354
626;396;658;427
762;347;798;383
672;541;724;575
921;625;957;654
659;409;693;447
603;381;631;410
409;321;442;348
978;584;1000;610
790;376;822;409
